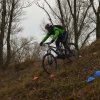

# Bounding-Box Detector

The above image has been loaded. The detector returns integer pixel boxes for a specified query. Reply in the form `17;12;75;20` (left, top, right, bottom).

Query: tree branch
35;2;53;25
90;0;97;15
78;4;92;35
67;0;74;18
44;0;61;20
11;39;34;58
81;28;96;48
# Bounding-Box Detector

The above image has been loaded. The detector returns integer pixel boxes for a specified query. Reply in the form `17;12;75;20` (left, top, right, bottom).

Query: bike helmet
45;24;52;30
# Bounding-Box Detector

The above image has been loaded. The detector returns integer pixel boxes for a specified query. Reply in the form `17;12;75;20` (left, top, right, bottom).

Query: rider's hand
40;42;43;46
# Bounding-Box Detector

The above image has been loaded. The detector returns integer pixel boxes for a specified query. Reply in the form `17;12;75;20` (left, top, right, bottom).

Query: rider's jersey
41;25;65;43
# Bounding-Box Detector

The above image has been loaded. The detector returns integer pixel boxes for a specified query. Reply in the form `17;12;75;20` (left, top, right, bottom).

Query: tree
0;0;6;67
5;0;24;66
56;0;65;28
90;0;100;39
0;0;24;68
6;0;15;66
10;36;35;64
66;0;94;48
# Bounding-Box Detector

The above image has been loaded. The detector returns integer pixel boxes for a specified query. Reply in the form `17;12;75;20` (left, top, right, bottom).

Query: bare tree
6;0;15;66
56;0;65;28
89;0;100;39
5;0;24;66
66;0;94;48
0;0;27;68
0;0;6;68
36;2;53;25
10;36;35;64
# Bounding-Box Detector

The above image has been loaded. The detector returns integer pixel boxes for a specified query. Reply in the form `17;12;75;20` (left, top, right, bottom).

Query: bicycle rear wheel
42;53;57;74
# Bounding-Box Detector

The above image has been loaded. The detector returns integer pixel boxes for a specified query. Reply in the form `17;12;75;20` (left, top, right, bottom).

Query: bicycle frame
44;43;66;56
46;44;59;56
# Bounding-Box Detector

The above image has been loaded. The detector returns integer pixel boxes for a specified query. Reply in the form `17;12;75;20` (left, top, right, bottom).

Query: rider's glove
40;42;43;46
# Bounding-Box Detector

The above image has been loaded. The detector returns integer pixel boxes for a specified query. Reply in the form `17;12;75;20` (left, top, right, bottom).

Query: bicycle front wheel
42;53;57;74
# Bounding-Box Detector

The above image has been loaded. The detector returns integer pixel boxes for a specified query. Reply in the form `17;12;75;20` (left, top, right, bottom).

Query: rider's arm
54;30;60;41
41;33;50;43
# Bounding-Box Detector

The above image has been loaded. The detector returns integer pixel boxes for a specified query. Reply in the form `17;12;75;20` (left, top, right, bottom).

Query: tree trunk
96;2;100;39
6;0;14;66
0;0;6;68
57;0;65;29
74;0;78;48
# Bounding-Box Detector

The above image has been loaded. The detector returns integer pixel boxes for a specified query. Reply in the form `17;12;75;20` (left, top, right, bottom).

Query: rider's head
45;24;52;31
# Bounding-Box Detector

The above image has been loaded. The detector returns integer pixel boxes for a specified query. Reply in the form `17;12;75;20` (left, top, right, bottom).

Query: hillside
0;40;100;100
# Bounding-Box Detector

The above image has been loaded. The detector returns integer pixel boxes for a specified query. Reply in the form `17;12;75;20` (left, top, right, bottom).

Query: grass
0;39;100;100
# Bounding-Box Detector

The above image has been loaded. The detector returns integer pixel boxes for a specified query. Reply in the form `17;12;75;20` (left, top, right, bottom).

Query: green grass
0;40;100;100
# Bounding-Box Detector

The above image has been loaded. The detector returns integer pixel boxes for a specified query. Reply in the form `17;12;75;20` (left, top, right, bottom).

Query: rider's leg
55;34;63;49
55;37;65;58
55;38;61;53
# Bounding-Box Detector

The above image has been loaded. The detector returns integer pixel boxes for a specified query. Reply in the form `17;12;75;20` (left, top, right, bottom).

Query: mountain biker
39;24;71;57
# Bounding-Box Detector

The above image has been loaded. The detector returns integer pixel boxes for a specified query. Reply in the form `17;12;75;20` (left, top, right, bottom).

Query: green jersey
41;26;65;43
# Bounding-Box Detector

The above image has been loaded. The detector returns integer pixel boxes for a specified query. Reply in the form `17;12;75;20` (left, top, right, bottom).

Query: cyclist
40;24;71;58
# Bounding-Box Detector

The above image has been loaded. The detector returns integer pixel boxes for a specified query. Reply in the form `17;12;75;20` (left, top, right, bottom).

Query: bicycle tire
42;53;57;74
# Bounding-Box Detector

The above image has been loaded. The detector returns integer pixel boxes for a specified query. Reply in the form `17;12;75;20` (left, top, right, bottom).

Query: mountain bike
42;42;79;74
